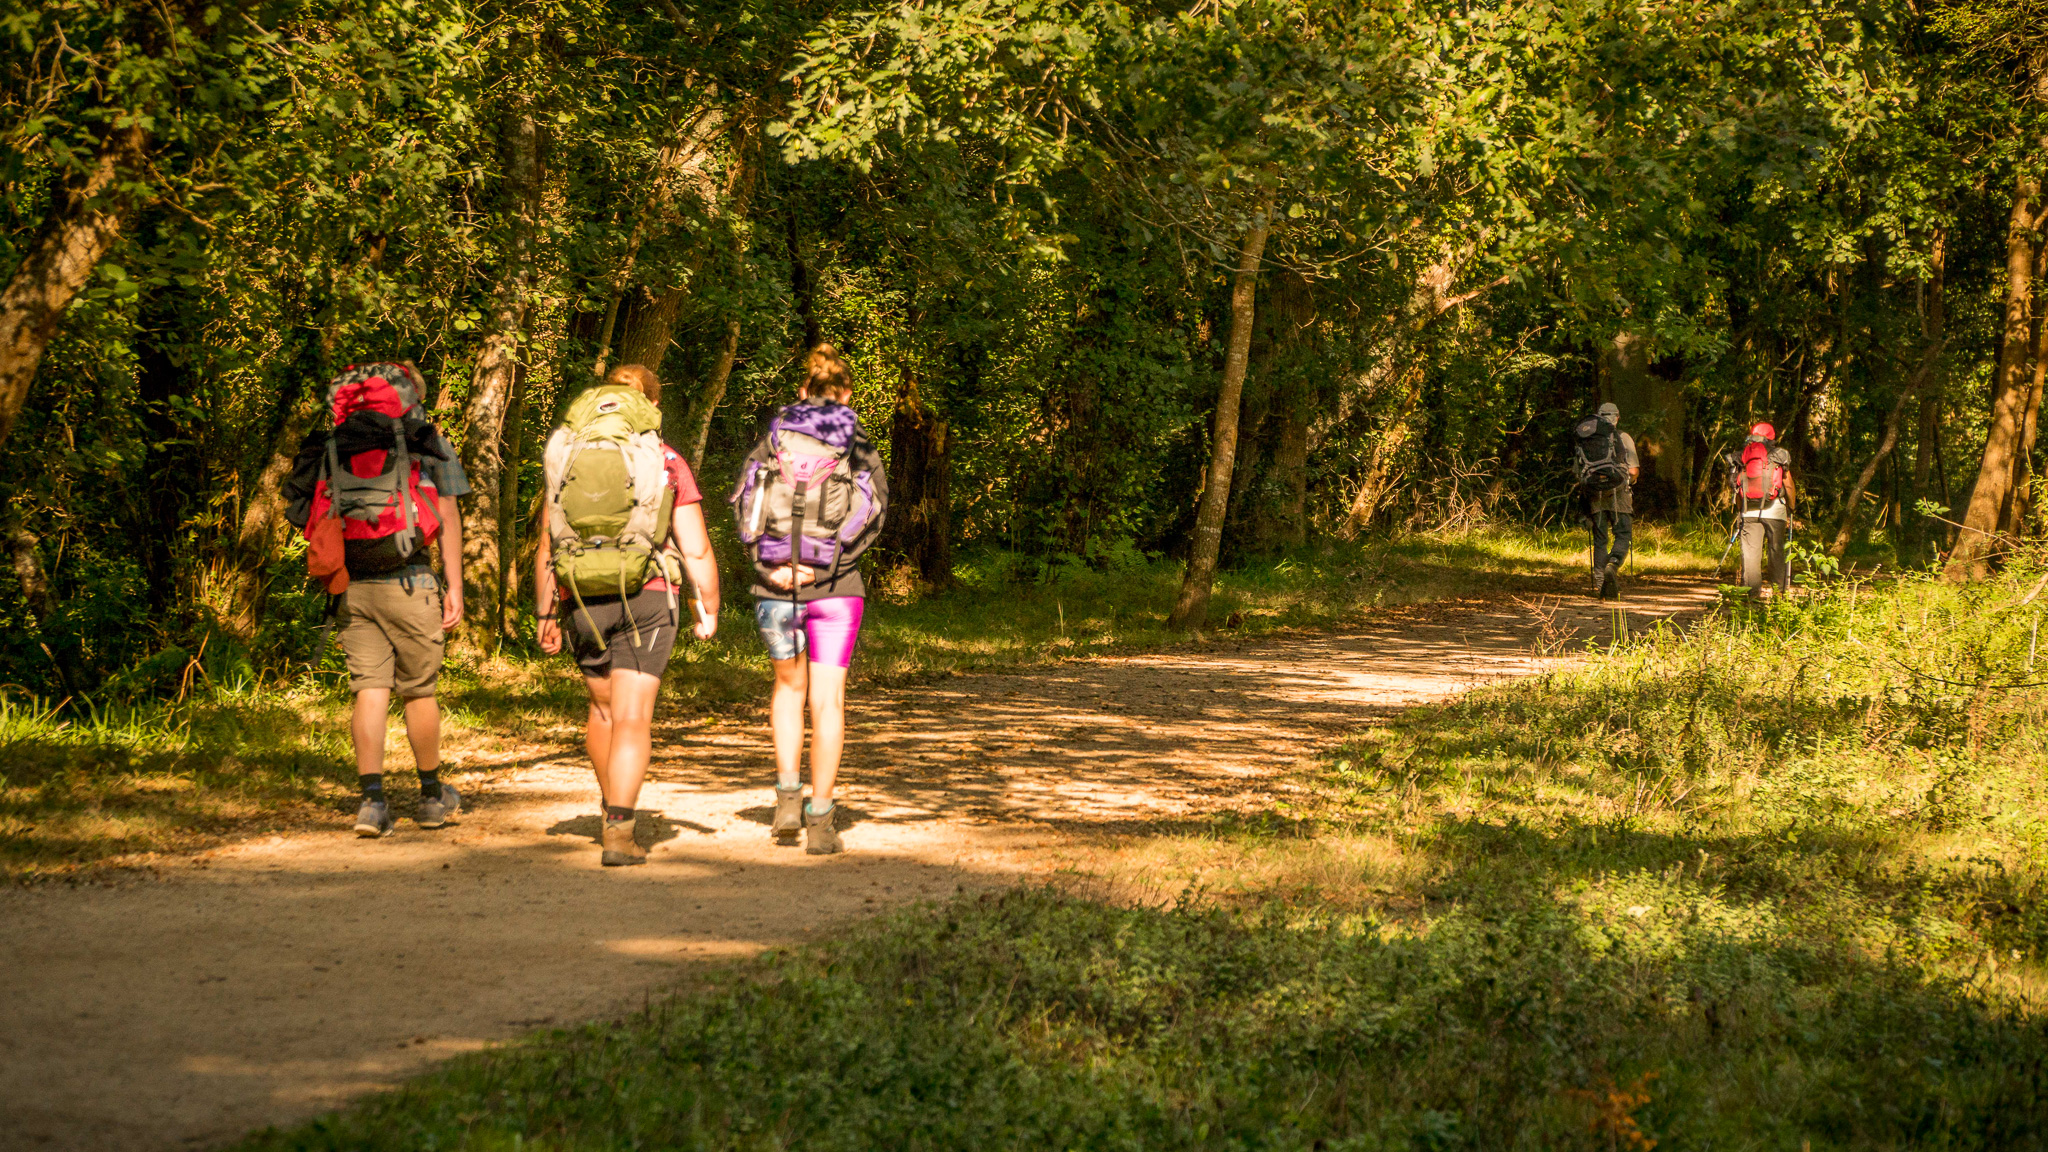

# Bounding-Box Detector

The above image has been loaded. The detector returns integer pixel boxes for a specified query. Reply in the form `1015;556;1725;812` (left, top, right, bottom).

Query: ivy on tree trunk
1168;214;1270;632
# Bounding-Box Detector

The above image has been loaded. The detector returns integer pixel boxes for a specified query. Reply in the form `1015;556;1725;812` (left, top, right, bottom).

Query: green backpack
542;385;678;634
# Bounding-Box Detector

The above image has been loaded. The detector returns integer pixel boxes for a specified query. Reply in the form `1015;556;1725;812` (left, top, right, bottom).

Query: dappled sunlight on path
0;576;1716;1151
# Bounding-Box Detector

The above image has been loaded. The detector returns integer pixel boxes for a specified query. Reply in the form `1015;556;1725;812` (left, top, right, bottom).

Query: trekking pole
307;593;343;672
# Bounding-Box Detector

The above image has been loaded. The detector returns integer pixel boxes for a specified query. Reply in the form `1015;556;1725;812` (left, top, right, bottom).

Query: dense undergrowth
235;551;2048;1151
0;525;1714;878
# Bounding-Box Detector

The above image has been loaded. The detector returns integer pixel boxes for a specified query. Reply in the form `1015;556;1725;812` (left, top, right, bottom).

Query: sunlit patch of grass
0;689;355;878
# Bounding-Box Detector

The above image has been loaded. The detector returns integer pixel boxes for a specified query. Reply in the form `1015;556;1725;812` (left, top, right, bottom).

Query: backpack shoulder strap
541;425;576;544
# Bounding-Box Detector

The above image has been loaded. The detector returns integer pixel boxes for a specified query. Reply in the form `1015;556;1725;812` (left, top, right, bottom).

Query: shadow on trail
545;810;713;845
644;576;1721;836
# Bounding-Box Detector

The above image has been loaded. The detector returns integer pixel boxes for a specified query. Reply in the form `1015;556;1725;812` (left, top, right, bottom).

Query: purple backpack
732;402;879;571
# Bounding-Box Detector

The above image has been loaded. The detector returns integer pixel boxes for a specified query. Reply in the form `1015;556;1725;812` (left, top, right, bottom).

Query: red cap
1750;422;1776;440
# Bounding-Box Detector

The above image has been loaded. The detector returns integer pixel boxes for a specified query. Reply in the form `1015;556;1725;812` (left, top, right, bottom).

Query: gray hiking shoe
416;784;461;829
1590;567;1606;597
805;803;843;856
601;818;647;866
1600;560;1621;599
772;786;803;841
353;798;393;838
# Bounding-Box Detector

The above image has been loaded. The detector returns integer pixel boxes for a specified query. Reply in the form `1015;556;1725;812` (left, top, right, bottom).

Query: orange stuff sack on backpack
307;514;349;595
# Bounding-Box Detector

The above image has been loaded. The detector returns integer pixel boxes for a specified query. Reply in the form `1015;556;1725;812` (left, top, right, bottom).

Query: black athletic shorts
565;586;678;678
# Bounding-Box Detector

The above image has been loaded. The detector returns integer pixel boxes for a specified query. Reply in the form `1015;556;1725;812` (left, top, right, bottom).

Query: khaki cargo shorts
340;570;445;697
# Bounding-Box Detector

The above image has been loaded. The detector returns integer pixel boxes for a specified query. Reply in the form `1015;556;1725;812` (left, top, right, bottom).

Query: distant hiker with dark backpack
283;362;468;838
1572;401;1639;598
730;344;887;855
1730;421;1798;597
534;364;721;867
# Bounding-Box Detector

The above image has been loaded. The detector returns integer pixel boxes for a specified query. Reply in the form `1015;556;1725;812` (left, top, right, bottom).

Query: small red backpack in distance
1740;436;1783;505
303;363;443;592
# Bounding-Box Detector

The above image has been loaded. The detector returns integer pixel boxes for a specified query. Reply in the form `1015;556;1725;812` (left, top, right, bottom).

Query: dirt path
0;577;1717;1151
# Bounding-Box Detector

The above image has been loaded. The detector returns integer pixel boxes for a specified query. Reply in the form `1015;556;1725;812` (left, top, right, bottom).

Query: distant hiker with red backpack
534;364;721;867
1731;422;1798;597
1572;401;1639;598
731;345;887;855
283;362;468;838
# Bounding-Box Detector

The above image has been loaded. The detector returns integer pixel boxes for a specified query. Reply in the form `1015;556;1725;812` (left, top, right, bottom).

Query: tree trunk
3;509;75;695
1909;230;1947;560
685;318;742;468
133;258;200;615
1168;215;1270;632
1309;253;1502;451
1268;407;1310;547
1946;173;2043;580
608;104;750;384
592;104;727;377
879;370;953;588
1830;343;1940;557
2007;237;2039;537
1341;370;1425;535
0;125;149;451
461;108;546;633
493;359;530;644
614;287;687;374
2016;254;2048;537
787;203;822;352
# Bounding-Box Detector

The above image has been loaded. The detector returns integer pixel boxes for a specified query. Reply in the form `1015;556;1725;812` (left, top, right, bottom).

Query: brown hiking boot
601;818;647;867
804;803;843;855
771;786;803;842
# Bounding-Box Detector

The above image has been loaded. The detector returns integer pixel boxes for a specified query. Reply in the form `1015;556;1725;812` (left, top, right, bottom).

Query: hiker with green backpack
534;364;721;867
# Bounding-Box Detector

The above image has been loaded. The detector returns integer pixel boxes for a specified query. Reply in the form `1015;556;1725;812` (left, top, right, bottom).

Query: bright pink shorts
754;596;864;669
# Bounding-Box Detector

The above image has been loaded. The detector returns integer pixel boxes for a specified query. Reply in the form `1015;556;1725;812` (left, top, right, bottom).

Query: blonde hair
606;363;661;405
801;344;853;401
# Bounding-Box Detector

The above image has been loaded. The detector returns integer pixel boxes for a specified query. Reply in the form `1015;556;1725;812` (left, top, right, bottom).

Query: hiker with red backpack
1730;422;1798;596
1572;401;1639;598
534;364;721;867
731;344;887;855
283;362;468;838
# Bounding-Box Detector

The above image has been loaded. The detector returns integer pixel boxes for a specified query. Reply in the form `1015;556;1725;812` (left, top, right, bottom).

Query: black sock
604;804;634;822
418;769;441;801
360;774;384;801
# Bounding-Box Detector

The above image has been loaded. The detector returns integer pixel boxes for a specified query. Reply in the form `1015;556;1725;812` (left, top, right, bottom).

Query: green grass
2;525;1717;878
234;553;2048;1150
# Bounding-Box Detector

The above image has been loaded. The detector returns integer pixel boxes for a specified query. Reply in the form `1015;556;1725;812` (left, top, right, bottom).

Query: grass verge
238;557;2048;1149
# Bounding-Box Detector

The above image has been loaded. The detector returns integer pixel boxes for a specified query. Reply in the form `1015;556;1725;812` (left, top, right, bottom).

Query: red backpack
1739;435;1784;506
302;363;444;593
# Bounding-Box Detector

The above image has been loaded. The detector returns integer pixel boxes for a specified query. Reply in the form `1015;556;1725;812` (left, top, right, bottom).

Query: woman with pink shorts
732;344;888;854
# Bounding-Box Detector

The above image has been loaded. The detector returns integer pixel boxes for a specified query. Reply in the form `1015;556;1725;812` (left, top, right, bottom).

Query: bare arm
534;529;561;654
437;495;463;630
672;502;720;637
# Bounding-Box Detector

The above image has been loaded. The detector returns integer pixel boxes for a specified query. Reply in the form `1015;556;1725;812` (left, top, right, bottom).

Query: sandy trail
0;577;1717;1151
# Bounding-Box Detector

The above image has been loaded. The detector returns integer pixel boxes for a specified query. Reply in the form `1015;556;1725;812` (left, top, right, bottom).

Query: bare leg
770;656;808;789
599;669;663;811
351;688;391;778
806;663;848;804
583;673;615;806
400;695;439;773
